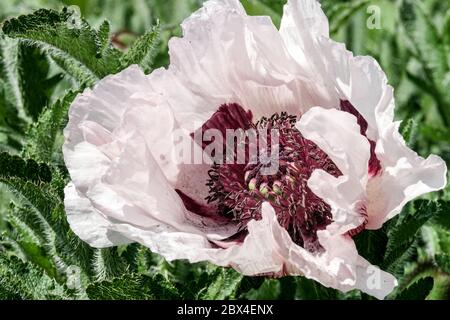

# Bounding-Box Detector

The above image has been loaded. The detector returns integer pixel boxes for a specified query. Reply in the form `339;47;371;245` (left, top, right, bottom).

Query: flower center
202;104;341;252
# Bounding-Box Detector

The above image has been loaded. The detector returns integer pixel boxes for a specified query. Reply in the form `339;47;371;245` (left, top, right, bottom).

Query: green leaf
0;152;52;183
2;8;123;86
395;277;433;300
0;35;27;124
0;252;70;300
120;23;160;74
435;253;450;274
86;273;179;300
17;44;56;121
241;0;282;28
241;279;281;300
383;200;445;275
432;201;450;230
23;90;79;163
326;0;370;35
96;20;111;51
0;152;95;279
93;247;128;281
51;203;94;277
400;118;418;147
200;268;243;300
295;277;338;300
354;224;390;266
0;35;39;150
400;0;450;125
5;204;58;279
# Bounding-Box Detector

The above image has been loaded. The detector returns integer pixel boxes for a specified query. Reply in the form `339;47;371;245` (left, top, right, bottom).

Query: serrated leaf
384;200;441;271
200;268;243;300
96;20;111;51
17;44;55;120
400;0;450;125
0;35;31;150
93;247;128;281
400;118;418;147
120;23;160;73
354;224;390;266
295;277;338;300
0;34;27;123
432;201;450;230
23;90;79;163
2;8;123;85
0;152;52;182
0;252;70;300
86;273;179;300
395;277;433;300
241;279;281;300
0;152;95;279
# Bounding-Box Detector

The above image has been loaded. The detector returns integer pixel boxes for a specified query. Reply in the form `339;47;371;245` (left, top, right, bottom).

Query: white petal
64;183;131;248
280;1;394;140
296;107;371;234
281;0;446;228
280;0;329;78
63;66;239;248
158;0;335;133
237;203;396;299
296;107;370;180
63;65;150;192
64;65;209;204
366;123;447;229
354;256;398;300
114;86;212;205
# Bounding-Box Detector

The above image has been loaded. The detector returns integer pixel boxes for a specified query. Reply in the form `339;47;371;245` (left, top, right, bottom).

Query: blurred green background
0;0;449;300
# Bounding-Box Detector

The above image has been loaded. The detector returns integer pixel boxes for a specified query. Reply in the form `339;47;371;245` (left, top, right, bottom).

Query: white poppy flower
63;0;447;299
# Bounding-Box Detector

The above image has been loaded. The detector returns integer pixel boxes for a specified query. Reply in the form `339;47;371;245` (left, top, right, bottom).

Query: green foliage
242;279;282;300
0;252;71;299
86;273;179;300
354;223;390;266
394;277;434;300
370;200;450;283
0;152;51;182
200;268;243;300
120;23;160;74
23;90;79;163
0;0;449;301
295;277;339;300
2;7;123;86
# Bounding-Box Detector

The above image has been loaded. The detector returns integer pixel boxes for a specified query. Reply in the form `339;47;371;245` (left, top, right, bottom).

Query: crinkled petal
64;65;211;205
280;0;394;141
279;0;329;78
239;204;396;298
64;65;150;192
296;107;370;181
104;201;394;298
156;0;335;133
64;183;131;248
296;107;370;233
281;0;446;229
366;124;447;229
63;66;240;247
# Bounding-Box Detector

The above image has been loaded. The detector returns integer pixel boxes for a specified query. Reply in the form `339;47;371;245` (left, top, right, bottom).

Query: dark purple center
197;104;341;252
178;102;381;252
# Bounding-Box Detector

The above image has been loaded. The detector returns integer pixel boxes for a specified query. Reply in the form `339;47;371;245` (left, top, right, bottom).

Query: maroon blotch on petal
340;100;382;176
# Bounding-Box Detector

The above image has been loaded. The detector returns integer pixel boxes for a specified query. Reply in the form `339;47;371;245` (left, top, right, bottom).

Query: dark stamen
205;104;342;252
